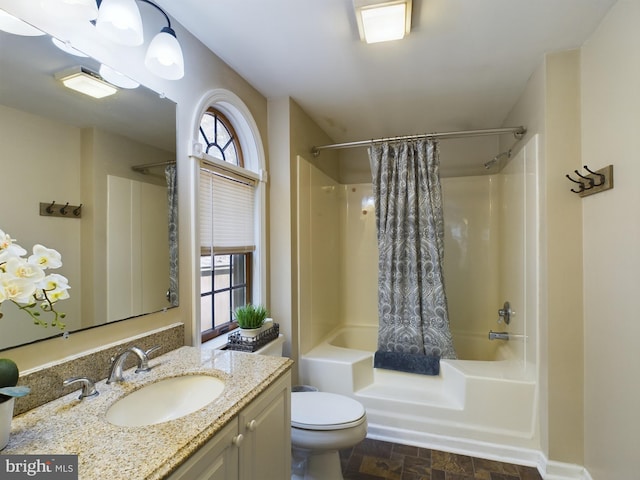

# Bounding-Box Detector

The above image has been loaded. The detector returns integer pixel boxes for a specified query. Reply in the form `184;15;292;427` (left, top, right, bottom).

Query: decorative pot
0;397;15;451
239;327;262;338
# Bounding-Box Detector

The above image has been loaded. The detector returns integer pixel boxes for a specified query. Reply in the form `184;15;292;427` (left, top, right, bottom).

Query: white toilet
252;332;367;479
290;391;367;480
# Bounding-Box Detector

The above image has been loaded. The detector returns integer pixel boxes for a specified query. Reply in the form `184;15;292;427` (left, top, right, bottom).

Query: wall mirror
0;24;178;350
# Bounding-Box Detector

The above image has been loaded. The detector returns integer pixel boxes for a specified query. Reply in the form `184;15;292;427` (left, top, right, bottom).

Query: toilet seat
291;392;366;431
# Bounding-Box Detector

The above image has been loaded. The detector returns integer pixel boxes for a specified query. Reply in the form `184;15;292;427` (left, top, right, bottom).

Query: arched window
198;108;244;167
196;97;265;343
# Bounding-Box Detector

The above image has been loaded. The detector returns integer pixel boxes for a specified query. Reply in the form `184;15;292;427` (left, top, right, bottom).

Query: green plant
0;358;29;403
234;304;268;329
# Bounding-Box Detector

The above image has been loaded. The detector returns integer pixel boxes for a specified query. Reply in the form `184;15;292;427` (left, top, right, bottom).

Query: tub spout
488;330;509;341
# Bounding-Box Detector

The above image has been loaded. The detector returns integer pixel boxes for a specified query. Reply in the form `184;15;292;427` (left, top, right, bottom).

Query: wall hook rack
566;165;613;197
40;201;82;218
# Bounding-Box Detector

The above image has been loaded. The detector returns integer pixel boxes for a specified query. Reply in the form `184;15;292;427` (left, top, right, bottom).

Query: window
199;108;258;342
199;108;244;167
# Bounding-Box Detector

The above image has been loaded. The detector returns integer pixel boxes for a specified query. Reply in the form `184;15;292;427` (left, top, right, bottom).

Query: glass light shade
145;27;184;80
0;10;45;36
99;64;140;89
360;3;407;43
95;0;143;46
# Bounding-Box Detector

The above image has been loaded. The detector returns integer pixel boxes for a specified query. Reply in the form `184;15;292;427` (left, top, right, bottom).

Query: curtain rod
131;160;176;173
311;126;526;157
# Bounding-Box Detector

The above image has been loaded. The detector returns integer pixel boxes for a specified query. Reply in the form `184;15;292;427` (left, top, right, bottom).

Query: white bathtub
299;325;539;461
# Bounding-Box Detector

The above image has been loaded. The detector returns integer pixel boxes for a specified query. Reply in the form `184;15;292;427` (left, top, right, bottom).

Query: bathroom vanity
1;346;293;480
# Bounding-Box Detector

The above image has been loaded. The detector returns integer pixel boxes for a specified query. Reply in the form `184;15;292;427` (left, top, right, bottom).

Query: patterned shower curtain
369;140;456;373
165;164;179;307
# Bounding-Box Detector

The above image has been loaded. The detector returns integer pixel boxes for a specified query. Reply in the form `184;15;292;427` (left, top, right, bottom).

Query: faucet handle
135;345;161;373
63;376;99;400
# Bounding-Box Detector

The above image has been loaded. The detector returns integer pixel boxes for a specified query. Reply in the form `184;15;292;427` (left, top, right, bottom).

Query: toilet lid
291;392;366;431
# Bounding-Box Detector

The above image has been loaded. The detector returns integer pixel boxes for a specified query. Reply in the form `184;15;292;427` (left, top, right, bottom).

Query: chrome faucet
63;376;99;399
488;330;510;341
107;345;161;384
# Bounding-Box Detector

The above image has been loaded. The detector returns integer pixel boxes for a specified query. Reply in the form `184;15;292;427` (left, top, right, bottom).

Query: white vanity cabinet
168;371;291;480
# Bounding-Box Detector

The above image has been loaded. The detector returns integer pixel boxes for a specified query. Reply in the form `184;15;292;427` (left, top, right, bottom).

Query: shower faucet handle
497;301;513;325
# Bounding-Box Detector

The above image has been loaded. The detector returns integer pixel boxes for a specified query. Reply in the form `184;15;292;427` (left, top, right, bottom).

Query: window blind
200;165;255;254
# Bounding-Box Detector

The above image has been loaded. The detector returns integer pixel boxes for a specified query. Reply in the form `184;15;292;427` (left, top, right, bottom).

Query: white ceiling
157;0;616;166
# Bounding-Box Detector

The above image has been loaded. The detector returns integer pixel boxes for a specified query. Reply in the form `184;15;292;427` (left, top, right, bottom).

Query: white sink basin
106;375;226;427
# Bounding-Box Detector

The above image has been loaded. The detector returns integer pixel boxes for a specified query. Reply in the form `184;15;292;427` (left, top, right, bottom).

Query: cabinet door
239;372;291;480
169;419;240;480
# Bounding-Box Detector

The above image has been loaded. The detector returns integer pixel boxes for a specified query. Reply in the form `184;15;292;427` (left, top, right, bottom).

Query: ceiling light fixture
94;0;184;80
56;66;119;98
354;0;412;44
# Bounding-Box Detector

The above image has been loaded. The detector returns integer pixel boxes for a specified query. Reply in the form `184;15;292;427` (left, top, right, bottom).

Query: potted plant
0;227;68;449
234;304;269;338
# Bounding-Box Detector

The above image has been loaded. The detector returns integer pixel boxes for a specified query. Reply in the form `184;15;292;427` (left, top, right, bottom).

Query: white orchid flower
46;288;70;303
28;244;62;269
3;256;45;283
0;273;38;304
0;229;27;263
1;228;69;329
38;273;70;294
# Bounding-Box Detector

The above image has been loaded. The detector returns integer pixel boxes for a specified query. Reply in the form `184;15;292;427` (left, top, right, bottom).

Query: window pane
231;254;246;286
214;255;231;290
201;294;212;332
214;290;231;327
232;288;246;313
225;144;238;167
200;255;212;291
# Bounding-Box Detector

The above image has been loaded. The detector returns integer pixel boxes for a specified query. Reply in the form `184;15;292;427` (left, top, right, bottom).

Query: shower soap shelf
226;323;280;352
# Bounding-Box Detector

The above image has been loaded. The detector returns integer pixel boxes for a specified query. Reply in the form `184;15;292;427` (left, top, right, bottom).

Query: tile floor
340;438;543;480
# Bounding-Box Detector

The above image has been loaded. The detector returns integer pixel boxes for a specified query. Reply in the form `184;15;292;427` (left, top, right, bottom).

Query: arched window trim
190;89;267;346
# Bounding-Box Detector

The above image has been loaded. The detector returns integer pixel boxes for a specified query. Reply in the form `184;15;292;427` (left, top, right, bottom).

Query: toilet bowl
291;391;367;480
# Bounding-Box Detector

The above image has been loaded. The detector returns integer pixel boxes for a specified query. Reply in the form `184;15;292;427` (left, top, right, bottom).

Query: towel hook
573;170;595;188
565;174;586;193
46;200;56;214
583;165;606;186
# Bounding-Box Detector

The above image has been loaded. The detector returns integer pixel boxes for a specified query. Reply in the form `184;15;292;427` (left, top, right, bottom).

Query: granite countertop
1;346;293;480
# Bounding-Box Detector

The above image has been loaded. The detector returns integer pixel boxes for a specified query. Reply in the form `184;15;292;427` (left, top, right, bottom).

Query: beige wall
503;49;584;466
268;98;338;375
544;50;585;467
581;1;640;477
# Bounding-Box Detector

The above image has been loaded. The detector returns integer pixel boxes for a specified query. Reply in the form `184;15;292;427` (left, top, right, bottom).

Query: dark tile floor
340;438;543;480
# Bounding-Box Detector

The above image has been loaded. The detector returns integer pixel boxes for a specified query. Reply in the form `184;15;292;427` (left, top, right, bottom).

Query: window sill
201;328;239;351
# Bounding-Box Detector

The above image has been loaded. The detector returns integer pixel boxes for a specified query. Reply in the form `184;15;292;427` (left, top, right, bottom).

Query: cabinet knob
246;420;257;432
232;434;244;447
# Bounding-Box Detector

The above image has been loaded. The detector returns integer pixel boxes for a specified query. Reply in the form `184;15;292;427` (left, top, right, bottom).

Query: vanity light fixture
94;0;185;80
354;0;412;44
0;9;45;36
56;66;119;99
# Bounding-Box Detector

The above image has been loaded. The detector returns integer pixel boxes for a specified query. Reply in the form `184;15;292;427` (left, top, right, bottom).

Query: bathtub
299;325;539;460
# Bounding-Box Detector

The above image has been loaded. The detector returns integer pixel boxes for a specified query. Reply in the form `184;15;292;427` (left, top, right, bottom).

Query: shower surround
296;135;540;462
